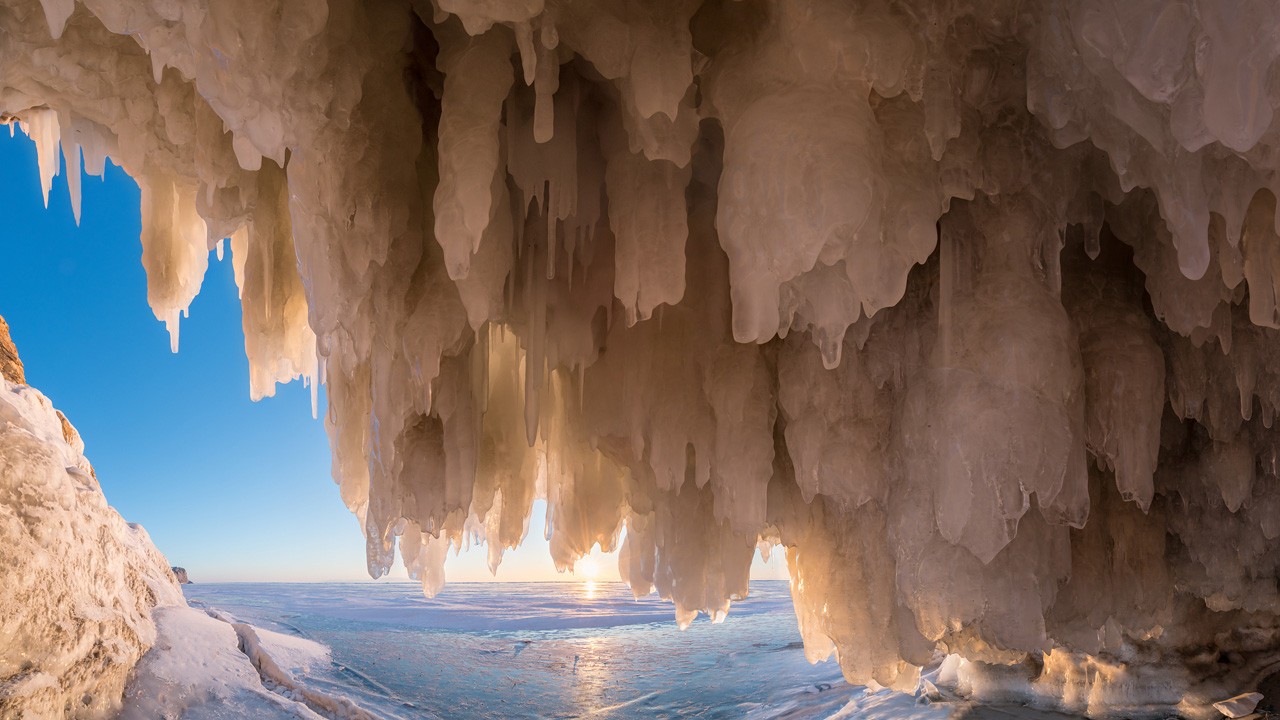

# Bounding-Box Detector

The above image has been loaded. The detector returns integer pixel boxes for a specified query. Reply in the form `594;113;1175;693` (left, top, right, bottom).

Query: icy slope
0;320;183;718
120;604;386;720
4;0;1280;715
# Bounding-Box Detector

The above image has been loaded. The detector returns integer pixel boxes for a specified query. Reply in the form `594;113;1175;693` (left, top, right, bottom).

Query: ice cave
4;0;1280;717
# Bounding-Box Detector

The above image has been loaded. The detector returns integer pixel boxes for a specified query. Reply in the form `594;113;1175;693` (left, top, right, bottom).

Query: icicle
138;178;210;354
1085;230;1101;260
78;124;107;177
39;0;74;41
434;27;514;279
533;38;559;144
515;21;537;85
229;227;248;298
309;350;320;420
59;121;82;225
26;109;61;208
546;210;557;280
524;229;547;447
164;307;181;353
150;52;165;85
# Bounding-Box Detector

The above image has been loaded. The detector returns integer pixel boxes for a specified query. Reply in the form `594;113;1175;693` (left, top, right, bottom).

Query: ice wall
0;318;184;718
5;0;1280;714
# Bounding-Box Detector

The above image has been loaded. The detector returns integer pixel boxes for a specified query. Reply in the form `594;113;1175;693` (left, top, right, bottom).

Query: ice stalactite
139;176;209;352
229;160;320;410
23;107;60;208
11;0;1280;715
434;24;514;281
1064;233;1166;511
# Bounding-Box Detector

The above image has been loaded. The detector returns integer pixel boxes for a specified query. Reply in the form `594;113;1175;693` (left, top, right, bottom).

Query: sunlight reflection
583;580;597;600
571;634;616;713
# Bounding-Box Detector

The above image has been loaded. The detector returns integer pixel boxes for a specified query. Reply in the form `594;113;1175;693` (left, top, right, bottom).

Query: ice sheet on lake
178;581;1087;720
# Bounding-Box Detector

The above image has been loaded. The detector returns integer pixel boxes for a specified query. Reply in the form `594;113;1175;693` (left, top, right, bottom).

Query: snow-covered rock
0;319;183;719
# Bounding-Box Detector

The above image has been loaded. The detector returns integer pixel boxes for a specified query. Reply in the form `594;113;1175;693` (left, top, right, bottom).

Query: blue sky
0;128;786;586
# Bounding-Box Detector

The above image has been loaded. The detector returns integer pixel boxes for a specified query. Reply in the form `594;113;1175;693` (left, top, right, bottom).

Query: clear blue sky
0;128;787;586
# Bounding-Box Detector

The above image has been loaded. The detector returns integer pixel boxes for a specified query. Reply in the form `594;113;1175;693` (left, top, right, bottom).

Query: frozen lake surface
181;580;885;719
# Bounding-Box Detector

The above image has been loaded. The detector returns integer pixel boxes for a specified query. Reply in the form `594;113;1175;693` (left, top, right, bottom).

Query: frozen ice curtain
3;0;1280;715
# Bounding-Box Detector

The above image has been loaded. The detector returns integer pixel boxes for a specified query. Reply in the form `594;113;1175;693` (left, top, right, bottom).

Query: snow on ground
248;622;333;675
120;602;389;720
120;605;327;720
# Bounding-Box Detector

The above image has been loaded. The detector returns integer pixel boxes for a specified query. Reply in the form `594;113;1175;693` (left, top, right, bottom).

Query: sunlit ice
5;0;1280;719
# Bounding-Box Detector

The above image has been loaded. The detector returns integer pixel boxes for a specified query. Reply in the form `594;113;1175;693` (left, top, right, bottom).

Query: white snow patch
122;604;382;720
121;605;326;720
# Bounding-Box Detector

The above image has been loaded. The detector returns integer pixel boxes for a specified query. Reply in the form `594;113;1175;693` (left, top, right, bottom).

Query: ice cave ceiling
7;0;1280;712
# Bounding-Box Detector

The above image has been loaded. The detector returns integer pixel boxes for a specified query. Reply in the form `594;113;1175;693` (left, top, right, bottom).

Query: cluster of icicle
9;0;1280;713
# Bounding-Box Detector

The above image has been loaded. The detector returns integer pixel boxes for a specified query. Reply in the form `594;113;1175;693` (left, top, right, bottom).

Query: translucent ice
5;0;1280;716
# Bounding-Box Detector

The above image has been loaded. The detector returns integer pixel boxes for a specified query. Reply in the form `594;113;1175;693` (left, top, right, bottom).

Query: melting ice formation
7;0;1280;714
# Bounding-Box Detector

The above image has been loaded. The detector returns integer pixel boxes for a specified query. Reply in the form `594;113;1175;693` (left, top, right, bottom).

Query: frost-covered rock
0;319;182;719
0;316;25;384
6;0;1280;716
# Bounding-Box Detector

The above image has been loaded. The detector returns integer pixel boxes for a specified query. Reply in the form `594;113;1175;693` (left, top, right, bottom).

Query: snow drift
3;0;1280;715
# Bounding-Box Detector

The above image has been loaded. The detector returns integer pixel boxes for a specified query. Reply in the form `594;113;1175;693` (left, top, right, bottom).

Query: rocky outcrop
0;315;183;719
0;316;23;384
170;567;191;584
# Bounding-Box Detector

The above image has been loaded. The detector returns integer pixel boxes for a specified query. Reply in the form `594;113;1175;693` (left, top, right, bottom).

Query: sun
576;557;600;580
